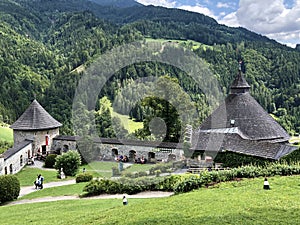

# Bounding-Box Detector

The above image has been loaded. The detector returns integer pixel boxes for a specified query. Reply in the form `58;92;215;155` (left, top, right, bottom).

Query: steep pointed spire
230;60;250;94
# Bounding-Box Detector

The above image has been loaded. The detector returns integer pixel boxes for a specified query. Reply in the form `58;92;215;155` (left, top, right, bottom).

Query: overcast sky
136;0;300;48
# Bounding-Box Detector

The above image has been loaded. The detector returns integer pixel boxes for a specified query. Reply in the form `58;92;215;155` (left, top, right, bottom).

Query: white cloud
236;0;300;35
267;30;300;47
136;0;177;8
178;4;217;20
216;2;231;8
218;12;240;27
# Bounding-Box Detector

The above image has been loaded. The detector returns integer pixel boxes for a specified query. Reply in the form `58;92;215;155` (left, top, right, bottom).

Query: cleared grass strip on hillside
111;109;143;133
0;126;13;142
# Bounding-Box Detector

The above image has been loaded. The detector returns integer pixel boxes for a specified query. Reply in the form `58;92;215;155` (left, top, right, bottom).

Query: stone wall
14;128;59;155
52;138;183;163
0;143;32;175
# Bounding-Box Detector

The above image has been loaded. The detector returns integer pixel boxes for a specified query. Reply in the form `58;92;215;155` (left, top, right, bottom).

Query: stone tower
10;99;62;157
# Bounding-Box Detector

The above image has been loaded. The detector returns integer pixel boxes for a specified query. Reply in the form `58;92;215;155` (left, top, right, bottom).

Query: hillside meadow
1;175;299;224
0;126;13;142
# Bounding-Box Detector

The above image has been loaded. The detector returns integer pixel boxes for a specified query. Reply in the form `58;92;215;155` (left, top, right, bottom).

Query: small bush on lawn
0;175;20;203
76;173;93;183
44;154;57;168
54;150;81;176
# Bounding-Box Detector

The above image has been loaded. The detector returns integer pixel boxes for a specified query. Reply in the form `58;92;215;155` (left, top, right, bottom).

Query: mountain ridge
0;0;299;136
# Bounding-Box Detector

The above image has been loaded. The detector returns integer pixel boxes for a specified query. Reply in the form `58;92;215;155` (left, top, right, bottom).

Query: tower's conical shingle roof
10;100;62;130
191;70;294;159
200;71;290;142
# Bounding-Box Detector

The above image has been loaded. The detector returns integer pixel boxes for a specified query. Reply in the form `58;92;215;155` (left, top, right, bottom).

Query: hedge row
214;147;300;168
121;163;174;178
82;162;300;196
174;162;300;193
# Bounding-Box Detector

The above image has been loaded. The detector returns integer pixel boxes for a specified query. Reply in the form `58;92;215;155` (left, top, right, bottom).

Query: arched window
63;145;69;153
129;150;136;162
148;152;156;163
4;167;7;175
112;148;118;157
9;164;13;174
148;152;155;159
20;155;23;166
168;154;176;161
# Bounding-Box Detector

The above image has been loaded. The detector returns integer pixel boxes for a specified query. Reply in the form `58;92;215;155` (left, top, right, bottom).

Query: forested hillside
1;0;300;140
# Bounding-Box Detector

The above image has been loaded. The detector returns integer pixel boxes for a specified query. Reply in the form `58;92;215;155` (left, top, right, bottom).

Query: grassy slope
1;176;300;224
0;126;13;142
111;109;143;133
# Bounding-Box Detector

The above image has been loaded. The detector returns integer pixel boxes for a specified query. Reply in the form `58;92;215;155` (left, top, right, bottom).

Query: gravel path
7;191;174;206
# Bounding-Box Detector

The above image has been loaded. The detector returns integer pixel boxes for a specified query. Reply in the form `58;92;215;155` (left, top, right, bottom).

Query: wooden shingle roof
199;72;290;142
10;100;62;131
54;135;181;149
2;140;33;160
191;130;296;160
191;71;294;159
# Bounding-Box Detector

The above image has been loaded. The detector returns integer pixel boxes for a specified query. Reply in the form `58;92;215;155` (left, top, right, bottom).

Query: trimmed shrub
83;179;122;196
174;174;203;193
83;180;106;196
44;154;57;168
157;175;182;191
214;151;272;168
280;147;300;164
0;175;20;203
76;173;93;183
54;150;81;176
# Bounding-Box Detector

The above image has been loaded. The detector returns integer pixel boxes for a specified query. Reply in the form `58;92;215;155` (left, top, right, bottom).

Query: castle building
0;70;297;175
0;100;182;175
0;100;61;175
191;70;297;160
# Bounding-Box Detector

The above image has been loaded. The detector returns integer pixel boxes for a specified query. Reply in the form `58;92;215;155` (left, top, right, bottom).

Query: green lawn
2;175;300;224
80;161;119;178
122;163;158;173
16;162;119;187
19;182;87;200
15;167;68;186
